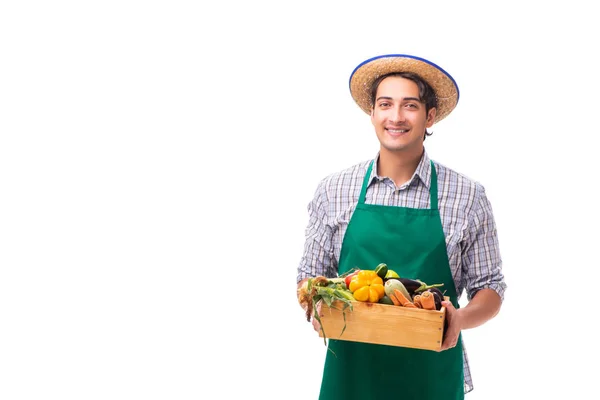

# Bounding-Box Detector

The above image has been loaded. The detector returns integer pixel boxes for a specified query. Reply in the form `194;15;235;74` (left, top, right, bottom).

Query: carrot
393;289;417;308
413;294;423;308
420;291;436;310
389;292;401;306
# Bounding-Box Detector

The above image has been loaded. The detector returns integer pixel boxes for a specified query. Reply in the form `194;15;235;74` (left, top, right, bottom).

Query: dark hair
369;72;437;140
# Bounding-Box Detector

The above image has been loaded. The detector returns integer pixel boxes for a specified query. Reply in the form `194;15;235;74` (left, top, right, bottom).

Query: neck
377;148;424;187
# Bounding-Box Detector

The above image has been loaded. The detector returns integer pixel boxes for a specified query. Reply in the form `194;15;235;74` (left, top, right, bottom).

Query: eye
405;103;418;109
378;101;391;108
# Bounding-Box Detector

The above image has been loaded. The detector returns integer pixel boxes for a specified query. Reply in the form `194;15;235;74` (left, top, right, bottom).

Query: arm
296;180;338;334
296;179;337;286
440;289;501;351
454;288;501;328
441;183;506;350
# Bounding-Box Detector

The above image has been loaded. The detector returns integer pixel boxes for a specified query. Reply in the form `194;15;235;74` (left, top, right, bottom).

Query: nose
389;106;406;123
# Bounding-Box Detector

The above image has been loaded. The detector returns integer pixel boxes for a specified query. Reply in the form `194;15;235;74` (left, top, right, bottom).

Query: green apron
319;160;464;400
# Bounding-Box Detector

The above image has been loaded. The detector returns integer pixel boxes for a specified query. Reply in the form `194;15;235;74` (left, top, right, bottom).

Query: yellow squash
348;270;385;302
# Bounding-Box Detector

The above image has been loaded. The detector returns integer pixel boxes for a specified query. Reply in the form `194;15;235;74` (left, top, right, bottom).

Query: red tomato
344;270;360;289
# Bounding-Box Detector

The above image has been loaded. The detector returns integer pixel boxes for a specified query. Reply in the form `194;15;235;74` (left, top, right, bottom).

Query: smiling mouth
386;128;409;134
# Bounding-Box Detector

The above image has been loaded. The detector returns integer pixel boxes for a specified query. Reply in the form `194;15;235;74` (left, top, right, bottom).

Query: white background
1;1;599;399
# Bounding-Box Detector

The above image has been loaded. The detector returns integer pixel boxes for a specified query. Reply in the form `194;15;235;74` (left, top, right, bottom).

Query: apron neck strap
358;160;439;210
429;160;438;210
358;161;374;204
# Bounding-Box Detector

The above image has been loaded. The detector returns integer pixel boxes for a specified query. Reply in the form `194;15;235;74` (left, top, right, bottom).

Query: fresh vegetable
419;291;436;310
431;291;443;311
412;294;423;308
414;280;445;293
297;276;355;345
378;295;395;305
421;287;444;310
384;279;411;302
388;291;400;306
397;278;426;294
391;289;417;308
349;270;385;303
384;269;400;280
433;293;442;311
374;263;388;279
426;287;445;301
344;270;360;288
388;277;444;295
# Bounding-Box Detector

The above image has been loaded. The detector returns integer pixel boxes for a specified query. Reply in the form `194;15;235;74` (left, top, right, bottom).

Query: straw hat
349;54;459;124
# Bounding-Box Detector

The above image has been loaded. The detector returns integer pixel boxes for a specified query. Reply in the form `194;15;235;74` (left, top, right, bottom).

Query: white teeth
388;129;407;133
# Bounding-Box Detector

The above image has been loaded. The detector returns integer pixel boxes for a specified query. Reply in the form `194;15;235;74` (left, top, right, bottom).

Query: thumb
442;300;455;310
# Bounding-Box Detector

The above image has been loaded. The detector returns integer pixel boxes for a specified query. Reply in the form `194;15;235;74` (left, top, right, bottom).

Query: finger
440;331;458;351
312;317;322;332
441;300;454;311
440;340;455;351
312;302;323;332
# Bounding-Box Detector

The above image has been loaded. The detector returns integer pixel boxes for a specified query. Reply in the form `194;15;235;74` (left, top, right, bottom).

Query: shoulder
432;159;489;210
316;159;372;195
433;160;483;189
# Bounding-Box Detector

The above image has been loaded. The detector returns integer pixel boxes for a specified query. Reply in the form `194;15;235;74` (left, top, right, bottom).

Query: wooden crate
319;298;447;351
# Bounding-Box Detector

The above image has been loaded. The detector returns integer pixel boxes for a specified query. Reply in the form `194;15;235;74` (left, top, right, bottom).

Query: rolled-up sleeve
461;183;507;302
297;179;338;284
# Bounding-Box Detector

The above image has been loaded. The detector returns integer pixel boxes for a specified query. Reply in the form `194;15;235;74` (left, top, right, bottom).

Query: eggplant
432;291;442;311
384;277;423;294
387;277;446;296
398;278;425;294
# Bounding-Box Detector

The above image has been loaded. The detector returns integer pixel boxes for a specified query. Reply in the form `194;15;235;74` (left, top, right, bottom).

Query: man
296;54;507;399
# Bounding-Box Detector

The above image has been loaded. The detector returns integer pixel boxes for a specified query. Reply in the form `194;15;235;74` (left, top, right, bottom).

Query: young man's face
370;76;436;156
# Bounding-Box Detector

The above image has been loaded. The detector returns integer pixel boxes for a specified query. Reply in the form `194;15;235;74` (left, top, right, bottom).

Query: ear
426;108;437;128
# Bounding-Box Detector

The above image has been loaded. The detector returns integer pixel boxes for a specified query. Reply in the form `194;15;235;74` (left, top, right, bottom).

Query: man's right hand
310;299;323;333
297;278;324;333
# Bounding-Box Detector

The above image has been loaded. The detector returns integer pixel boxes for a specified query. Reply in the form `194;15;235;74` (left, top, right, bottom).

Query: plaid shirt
297;150;507;393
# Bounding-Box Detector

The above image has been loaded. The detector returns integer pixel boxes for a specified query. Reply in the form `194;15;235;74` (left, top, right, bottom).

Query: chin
382;142;408;152
382;146;406;153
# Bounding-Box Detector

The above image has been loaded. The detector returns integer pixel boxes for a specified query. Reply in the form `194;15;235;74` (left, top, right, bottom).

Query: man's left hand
439;300;463;351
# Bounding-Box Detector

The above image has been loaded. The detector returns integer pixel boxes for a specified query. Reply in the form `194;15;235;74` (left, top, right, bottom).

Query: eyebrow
376;96;421;102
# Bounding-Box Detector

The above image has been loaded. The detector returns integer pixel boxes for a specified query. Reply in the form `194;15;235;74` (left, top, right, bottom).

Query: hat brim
349;54;459;124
